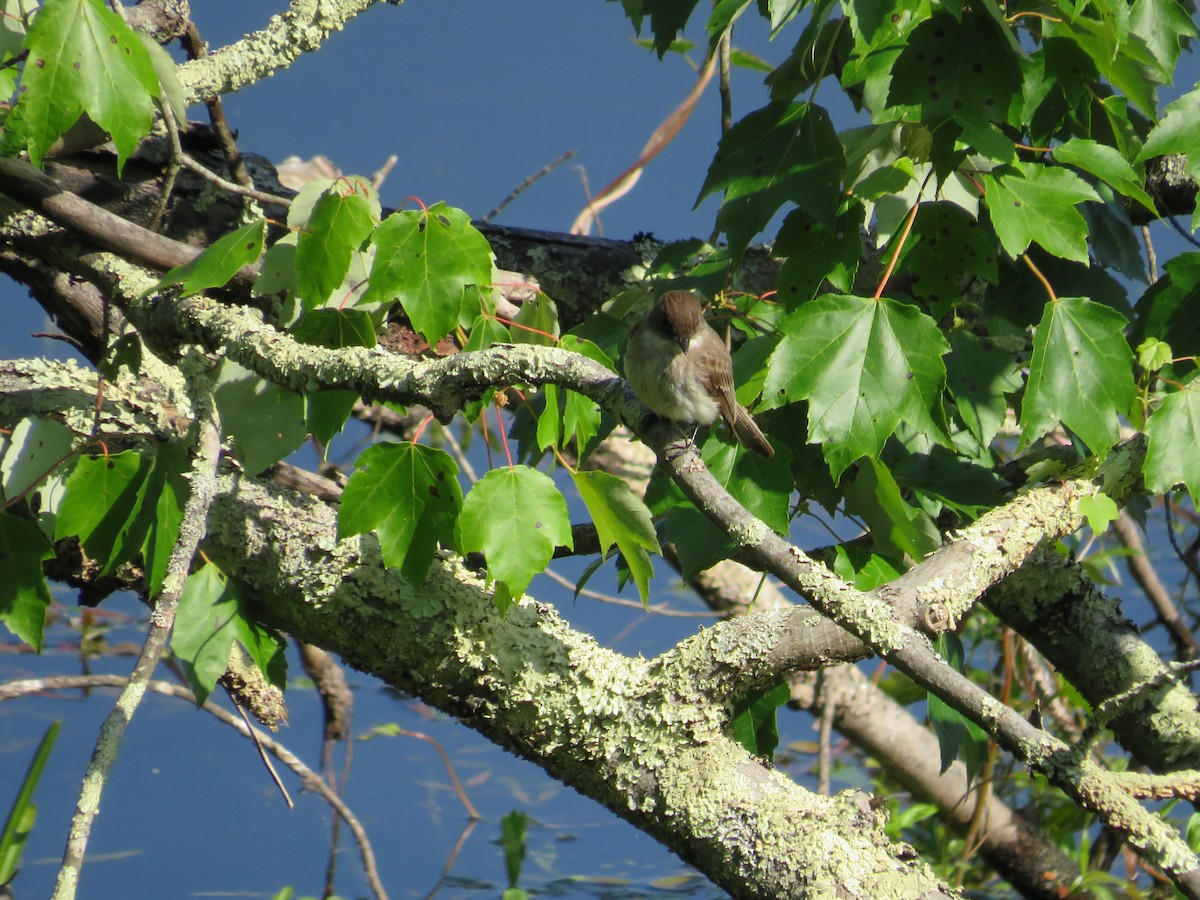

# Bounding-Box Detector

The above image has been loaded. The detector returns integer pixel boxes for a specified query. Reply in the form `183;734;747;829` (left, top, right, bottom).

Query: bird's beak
675;336;690;353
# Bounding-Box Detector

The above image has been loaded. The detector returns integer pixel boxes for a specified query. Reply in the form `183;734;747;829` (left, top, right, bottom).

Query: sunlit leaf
18;0;158;170
1145;387;1200;504
1019;296;1135;457
457;466;571;611
295;185;377;308
983;162;1100;262
0;416;74;503
1053;138;1156;214
339;442;463;585
0;719;58;886
363;202;493;345
763;294;949;479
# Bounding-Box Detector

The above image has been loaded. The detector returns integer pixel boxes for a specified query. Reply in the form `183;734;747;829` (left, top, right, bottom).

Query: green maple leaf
363;202;494;345
338;442;463;586
1131;0;1198;78
1145;387;1200;504
1019;296;1135;457
291;308;376;447
139;442;189;598
55;450;153;572
0;512;54;651
888;12;1022;126
18;0;158;171
763;294;949;479
1053;138;1156;215
983;162;1100;263
1138;87;1200;183
152;219;266;298
903;202;998;309
697;101;844;259
213;360;307;475
172;563;286;704
457;466;571;611
572;469;659;604
295;186;378;308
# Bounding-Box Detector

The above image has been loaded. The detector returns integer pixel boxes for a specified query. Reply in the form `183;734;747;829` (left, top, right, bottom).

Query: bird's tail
731;405;774;458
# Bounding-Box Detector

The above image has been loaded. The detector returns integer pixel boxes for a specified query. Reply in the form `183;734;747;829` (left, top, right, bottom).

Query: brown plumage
625;291;774;458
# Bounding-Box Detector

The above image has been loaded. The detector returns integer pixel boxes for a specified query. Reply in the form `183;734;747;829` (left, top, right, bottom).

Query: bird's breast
629;345;720;425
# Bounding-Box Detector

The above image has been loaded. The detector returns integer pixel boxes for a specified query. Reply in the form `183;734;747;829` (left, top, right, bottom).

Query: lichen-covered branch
176;0;384;104
50;369;221;900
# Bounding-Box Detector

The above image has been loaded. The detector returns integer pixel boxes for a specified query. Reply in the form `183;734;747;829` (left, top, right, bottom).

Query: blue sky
193;0;804;238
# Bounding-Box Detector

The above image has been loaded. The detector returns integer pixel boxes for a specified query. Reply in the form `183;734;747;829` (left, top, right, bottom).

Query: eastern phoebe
624;291;774;458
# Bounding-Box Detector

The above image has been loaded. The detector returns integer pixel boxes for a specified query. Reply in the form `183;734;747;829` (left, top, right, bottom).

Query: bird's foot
662;437;696;462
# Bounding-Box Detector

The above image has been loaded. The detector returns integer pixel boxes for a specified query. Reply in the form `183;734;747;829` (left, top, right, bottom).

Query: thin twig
437;420;478;484
146;96;182;232
540;566;717;618
51;372;221;900
482;149;576;223
384;728;480;820
1;675;388;900
816;672;832;796
570;53;717;235
717;30;732;136
371;154;398;191
231;693;294;808
1113;510;1199;659
180;21;254;191
178;153;294;209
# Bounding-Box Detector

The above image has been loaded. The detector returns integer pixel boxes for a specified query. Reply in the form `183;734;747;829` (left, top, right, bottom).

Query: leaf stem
1021;253;1057;302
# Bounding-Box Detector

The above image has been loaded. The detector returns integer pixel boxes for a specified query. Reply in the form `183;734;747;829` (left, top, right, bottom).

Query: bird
624;290;774;458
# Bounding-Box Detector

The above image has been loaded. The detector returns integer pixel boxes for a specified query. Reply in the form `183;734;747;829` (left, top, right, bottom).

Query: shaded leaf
55;450;152;572
573;469;660;604
291;308;376;446
888;12;1022;125
731;680;790;760
929;634;989;781
0;512;53;650
139;442;189;598
698;101;844;258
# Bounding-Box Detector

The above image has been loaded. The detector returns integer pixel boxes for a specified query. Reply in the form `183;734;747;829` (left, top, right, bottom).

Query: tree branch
175;0;385;104
51;369;221;900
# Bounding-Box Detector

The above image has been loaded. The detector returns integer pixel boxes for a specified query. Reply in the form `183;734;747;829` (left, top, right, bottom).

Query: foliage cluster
0;0;1199;894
